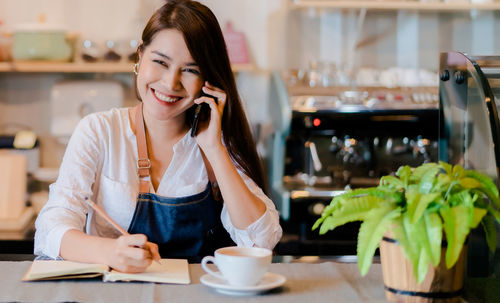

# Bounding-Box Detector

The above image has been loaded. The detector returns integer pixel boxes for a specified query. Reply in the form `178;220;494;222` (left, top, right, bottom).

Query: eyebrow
151;50;199;67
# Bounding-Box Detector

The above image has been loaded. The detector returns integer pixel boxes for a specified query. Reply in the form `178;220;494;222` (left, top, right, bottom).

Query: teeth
153;90;181;103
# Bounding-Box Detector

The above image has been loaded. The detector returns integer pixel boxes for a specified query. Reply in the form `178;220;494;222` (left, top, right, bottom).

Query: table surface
0;260;389;303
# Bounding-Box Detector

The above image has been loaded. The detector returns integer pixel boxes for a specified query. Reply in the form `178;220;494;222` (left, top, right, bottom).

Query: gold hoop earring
133;63;139;75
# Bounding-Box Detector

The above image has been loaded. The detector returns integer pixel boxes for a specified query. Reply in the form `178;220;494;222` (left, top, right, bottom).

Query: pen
85;197;161;264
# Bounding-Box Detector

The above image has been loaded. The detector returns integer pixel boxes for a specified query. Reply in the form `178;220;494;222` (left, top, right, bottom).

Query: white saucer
200;272;286;296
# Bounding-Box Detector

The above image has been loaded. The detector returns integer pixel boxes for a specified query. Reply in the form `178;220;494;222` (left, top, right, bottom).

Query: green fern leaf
452;164;465;179
464;170;499;197
406;187;421;223
319;216;336;234
417;248;430;284
433;174;452;193
473;187;500;211
459;177;482;190
335;187;402;203
486;205;500;224
431;174;452;192
393;216;419;272
424;212;443;266
401;213;434;282
412;163;440;183
485;190;500;212
419;166;441;194
316;195;384;233
319;214;357;235
380;175;404;190
447;191;465;207
471;207;487;228
440;205;470;268
312;203;339;229
397;165;412;188
357;205;401;276
312;219;322;231
321;203;337;217
449;191;476;227
313;189;391;230
407;215;432;282
313;196;344;228
412;192;440;224
481;214;497;252
439;161;452;175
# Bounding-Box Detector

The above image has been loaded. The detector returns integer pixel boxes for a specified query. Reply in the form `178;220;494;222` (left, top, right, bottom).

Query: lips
151;88;183;105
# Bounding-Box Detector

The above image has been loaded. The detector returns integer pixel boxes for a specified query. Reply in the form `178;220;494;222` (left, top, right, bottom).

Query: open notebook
22;259;190;284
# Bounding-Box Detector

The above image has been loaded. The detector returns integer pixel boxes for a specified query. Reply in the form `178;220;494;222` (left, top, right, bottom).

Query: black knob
440;70;450;81
454;71;465;84
304;116;313;128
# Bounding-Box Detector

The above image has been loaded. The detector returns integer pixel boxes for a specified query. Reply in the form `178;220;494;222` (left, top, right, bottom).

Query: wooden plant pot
379;236;466;303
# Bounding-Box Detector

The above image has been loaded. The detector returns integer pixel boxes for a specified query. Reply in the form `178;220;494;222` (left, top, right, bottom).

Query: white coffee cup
201;246;272;286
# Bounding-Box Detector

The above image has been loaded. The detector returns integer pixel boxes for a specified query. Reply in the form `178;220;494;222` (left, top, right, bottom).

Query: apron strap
200;150;222;201
135;103;151;193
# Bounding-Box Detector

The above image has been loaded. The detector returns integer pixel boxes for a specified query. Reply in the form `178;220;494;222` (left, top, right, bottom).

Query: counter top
0;257;495;302
0;261;387;303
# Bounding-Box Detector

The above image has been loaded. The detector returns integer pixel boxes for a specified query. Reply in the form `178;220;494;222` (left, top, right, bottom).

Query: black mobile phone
190;92;216;137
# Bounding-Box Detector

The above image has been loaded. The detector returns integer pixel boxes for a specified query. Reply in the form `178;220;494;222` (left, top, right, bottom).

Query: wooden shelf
286;84;438;96
0;62;132;73
291;0;500;11
0;61;255;73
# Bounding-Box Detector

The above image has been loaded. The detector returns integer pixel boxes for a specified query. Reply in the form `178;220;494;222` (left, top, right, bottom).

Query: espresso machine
438;52;500;278
268;72;439;255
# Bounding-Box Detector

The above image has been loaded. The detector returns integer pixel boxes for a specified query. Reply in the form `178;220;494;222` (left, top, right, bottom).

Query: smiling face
136;29;204;123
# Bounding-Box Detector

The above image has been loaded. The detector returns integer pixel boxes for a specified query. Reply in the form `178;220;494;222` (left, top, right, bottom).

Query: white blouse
34;107;282;259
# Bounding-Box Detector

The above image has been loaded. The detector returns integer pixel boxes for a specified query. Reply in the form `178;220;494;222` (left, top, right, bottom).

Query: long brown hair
136;0;267;192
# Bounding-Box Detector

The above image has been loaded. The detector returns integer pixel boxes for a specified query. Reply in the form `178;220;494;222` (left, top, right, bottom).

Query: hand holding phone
190;92;216;137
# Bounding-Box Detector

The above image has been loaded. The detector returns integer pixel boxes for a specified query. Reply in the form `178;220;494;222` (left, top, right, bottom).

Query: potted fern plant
313;162;500;303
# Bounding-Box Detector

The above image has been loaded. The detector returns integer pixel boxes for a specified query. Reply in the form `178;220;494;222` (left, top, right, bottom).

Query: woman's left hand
193;81;226;153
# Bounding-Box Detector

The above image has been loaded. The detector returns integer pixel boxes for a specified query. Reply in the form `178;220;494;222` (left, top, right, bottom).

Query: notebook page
103;259;190;284
22;260;109;281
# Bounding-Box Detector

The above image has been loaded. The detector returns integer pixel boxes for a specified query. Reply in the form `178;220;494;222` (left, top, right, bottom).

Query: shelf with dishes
0;61;255;73
290;0;500;11
279;71;439;111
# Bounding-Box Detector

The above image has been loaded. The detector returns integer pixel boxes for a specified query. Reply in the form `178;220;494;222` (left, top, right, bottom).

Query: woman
34;0;282;273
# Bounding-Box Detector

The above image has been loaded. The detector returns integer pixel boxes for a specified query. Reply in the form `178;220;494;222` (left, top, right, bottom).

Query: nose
162;68;182;91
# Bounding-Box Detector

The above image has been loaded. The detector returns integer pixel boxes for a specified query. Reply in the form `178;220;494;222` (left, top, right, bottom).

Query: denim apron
127;104;234;258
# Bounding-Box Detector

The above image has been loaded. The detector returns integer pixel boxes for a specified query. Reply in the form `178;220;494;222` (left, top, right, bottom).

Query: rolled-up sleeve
220;172;282;250
34;115;102;259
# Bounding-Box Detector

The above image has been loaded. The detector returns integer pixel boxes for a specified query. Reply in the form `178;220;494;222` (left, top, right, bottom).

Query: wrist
96;237;116;266
203;142;226;159
96;237;127;270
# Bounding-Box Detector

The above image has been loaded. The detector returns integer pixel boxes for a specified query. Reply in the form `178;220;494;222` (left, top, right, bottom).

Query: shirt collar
173;129;194;153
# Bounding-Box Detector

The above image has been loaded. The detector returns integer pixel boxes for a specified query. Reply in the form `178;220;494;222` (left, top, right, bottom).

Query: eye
153;59;168;67
183;68;200;75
